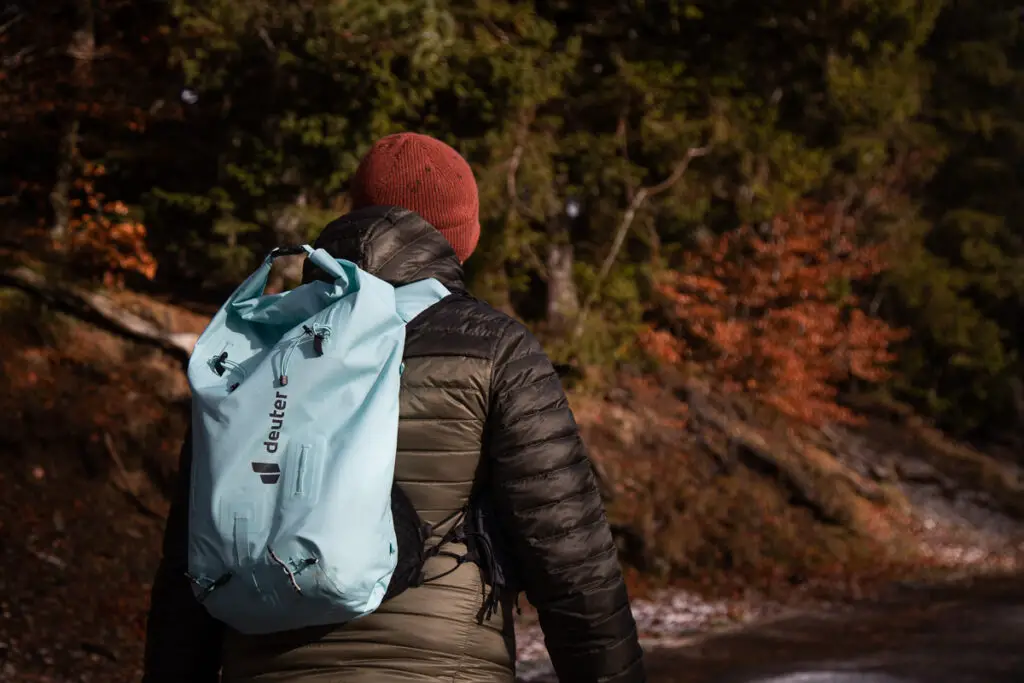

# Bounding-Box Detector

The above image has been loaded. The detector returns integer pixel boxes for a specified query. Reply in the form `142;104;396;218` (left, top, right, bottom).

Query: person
143;132;645;683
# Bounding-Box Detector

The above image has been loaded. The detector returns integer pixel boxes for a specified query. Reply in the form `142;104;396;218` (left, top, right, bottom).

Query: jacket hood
302;205;465;291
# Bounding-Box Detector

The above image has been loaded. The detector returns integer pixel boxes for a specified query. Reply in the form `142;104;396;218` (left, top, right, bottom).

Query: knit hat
349;133;480;263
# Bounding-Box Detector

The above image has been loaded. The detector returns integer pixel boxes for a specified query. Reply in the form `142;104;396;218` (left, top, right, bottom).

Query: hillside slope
0;283;1021;682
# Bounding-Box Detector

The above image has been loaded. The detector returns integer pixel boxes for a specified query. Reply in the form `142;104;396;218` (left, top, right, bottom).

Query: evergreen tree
889;0;1024;433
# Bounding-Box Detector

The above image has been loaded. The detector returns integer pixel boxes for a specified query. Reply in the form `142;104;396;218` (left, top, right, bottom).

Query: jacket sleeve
485;321;645;683
143;426;224;683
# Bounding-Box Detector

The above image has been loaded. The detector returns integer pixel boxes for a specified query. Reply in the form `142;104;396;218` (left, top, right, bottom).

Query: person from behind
143;132;645;683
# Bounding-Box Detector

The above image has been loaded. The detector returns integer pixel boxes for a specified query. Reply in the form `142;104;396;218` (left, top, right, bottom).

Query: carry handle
268;245;309;259
232;244;349;305
270;244;348;281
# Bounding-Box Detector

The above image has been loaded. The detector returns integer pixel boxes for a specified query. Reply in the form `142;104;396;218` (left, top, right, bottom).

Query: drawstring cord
413;508;469;586
210;352;249;392
279;324;331;386
211;352;229;375
209;321;331;388
413;506;516;622
305;323;330;356
267;547;319;594
472;531;503;621
278;336;304;387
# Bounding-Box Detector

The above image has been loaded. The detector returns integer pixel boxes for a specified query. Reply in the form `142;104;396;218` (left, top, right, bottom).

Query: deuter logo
251;461;281;484
251;391;287;484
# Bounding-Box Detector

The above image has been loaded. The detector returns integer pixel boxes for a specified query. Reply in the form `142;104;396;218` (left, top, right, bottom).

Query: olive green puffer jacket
142;206;645;683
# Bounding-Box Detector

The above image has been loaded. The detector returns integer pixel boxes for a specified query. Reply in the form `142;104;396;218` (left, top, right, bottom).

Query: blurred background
0;1;1022;681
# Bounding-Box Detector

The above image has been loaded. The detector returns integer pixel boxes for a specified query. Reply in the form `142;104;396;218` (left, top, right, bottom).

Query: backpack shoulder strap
393;278;452;324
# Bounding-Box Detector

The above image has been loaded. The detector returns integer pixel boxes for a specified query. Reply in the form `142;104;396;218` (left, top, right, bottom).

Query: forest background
1;1;1023;679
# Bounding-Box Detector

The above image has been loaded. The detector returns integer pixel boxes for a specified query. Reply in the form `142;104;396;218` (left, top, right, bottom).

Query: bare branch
616;110;636;203
521;242;549;282
505;145;548;280
645;144;713;196
573;143;712;339
505;109;545;224
507;141;525;208
482;17;510;44
258;27;276;51
500;108;550;281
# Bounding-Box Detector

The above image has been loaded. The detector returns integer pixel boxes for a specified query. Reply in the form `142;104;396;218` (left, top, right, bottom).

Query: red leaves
638;327;683;365
64;162;158;285
645;202;907;425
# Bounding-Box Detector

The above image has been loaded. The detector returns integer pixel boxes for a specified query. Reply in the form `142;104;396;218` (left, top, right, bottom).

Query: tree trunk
265;191;309;294
50;0;95;244
50;120;80;243
545;233;578;334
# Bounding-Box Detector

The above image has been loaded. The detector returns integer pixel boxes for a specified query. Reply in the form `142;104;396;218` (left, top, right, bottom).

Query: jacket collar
302;205;465;291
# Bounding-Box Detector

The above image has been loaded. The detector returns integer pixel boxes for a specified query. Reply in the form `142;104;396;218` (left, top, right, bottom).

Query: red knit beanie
349;133;480;263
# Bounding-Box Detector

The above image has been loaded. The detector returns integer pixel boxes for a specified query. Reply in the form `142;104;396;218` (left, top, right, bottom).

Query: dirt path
519;576;1024;683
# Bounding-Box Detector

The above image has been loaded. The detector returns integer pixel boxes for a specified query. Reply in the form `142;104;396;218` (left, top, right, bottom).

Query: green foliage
886;0;1024;433
553;262;649;368
5;0;1023;436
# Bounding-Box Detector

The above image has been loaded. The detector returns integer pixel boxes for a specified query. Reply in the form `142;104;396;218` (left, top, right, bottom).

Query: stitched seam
482;318;517;460
398;446;476;454
495;433;581;471
398;483;473;490
517;486;592;515
494;368;560;398
397;449;479;456
402;382;488;390
405;251;455;282
401;356;493;366
501;401;569;431
411;324;504;339
499;451;587;486
356;214;392;265
399;481;474;489
450;577;479;683
488;317;518;414
544;544;619;576
589;602;636;631
545;617;633;652
374;221;436;273
507;349;551;365
534;513;607;544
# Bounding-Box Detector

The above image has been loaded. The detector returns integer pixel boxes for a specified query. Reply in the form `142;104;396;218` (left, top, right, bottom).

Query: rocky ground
514;412;1024;681
632;575;1024;683
513;516;1023;682
514;590;787;682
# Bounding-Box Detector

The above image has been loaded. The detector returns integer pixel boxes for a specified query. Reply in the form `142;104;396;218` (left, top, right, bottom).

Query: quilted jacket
142;205;645;683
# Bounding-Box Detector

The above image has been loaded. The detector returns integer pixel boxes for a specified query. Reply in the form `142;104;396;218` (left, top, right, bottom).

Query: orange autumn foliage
644;203;907;425
63;162;157;286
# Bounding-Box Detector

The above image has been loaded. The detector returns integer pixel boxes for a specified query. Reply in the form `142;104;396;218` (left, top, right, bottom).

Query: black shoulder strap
411;505;471;586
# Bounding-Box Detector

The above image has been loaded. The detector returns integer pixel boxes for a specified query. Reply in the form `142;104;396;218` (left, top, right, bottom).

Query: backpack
184;244;452;635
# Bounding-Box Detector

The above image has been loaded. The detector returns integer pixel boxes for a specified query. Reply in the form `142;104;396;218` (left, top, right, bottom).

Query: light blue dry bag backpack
184;244;450;635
